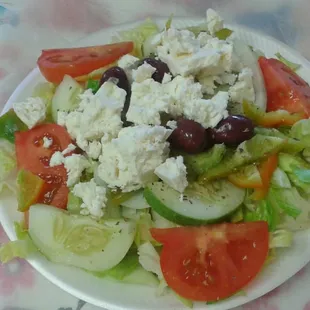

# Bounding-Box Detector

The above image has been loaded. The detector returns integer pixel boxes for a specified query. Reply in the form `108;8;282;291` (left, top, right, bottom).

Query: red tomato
251;154;278;201
15;124;73;209
259;57;310;117
151;222;269;302
15;124;73;175
37;42;134;84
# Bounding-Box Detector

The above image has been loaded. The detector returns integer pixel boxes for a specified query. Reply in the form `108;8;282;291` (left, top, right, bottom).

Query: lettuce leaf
275;52;301;71
0;139;17;194
0;222;36;263
269;229;293;248
243;199;277;231
113;19;159;58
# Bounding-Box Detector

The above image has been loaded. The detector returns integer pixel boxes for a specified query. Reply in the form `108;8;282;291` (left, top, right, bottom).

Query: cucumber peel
144;181;245;226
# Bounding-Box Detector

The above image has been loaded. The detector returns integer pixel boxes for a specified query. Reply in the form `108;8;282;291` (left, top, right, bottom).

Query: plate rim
1;16;310;310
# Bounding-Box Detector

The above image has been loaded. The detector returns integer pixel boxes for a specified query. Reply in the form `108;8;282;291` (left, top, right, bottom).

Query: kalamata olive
213;115;255;146
100;66;130;94
169;119;214;154
141;58;171;83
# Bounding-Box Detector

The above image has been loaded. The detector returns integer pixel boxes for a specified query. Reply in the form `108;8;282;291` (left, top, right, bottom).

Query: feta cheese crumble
62;143;76;155
157;29;233;77
13;97;46;129
206;8;224;35
49;152;90;187
166;120;177;130
97;125;172;192
42;137;53;148
72;178;107;218
58;81;126;151
229;68;255;104
154;156;188;193
127;79;172;125
132;63;156;83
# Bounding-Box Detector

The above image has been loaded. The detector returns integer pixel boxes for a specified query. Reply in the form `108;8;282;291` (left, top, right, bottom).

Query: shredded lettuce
134;212;155;246
165;14;173;30
185;23;208;37
293;169;310;183
0;139;17;194
32;82;56;121
215;28;233;40
93;250;139;280
273;187;310;231
113;19;159;58
0;222;36;263
243;199;277;231
271;168;291;189
269;229;293;248
275;52;301;71
151;209;177;229
138;242;168;295
268;188;301;219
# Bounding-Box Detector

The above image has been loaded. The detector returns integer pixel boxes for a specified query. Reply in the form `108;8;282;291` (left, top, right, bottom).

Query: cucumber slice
28;204;135;272
144;180;245;226
52;75;83;122
121;190;150;209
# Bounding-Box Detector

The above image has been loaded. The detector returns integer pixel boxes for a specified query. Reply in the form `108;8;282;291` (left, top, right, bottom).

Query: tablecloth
1;0;310;309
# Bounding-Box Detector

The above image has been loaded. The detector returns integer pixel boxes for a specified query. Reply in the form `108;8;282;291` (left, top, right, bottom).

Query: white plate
1;17;310;310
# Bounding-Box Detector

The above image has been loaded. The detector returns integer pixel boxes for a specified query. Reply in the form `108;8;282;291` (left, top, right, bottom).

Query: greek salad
1;8;310;306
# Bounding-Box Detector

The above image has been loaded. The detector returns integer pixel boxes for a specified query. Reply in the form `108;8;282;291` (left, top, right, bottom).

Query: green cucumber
144;180;245;225
28;204;136;272
52;75;83;122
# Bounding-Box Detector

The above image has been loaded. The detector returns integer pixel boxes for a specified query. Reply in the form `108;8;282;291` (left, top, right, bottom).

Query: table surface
1;1;310;309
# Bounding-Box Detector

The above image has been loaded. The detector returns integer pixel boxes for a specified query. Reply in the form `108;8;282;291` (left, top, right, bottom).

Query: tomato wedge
37;42;134;84
15;124;74;209
251;154;278;201
259;57;310;117
151;222;269;302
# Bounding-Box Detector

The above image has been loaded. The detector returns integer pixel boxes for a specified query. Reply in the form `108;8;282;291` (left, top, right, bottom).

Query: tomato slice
251;154;278;201
15;124;73;210
151;222;269;302
37;42;134;84
15;124;73;176
258;57;310;117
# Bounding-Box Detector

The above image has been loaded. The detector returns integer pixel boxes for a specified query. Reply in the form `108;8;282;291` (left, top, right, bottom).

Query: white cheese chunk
166;75;203;117
64;154;90;187
97;125;172;192
154;156;188;193
57;81;126;151
13;97;46;129
62;143;76;155
132;63;156;83
127;79;172;125
73;178;107;218
229;68;255;104
42;137;53;148
183;91;229;128
166;120;177;130
85;140;102;159
117;54;140;82
206;8;224;35
49;151;64;167
49;152;90;187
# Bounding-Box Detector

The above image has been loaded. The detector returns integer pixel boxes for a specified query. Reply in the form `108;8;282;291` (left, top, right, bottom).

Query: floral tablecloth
1;1;310;309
